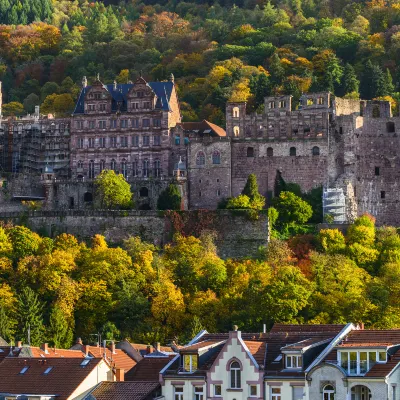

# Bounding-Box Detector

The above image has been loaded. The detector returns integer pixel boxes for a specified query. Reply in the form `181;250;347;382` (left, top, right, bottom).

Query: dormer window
339;350;386;375
286;354;302;369
183;354;198;372
137;91;144;98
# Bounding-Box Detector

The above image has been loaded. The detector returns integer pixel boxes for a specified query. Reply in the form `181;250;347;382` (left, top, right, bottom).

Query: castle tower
226;102;247;137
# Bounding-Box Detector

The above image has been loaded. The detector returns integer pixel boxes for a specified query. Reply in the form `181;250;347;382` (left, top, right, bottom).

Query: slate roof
0;357;102;399
88;381;160;400
180;340;225;352
125;355;175;381
73;80;174;114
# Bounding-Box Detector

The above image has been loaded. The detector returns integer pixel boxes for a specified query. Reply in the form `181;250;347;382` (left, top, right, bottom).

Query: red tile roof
29;347;86;358
365;349;400;377
0;357;103;399
89;381;160;400
179;120;226;137
88;347;137;372
244;341;266;365
337;330;400;347
270;324;345;333
125;356;175;381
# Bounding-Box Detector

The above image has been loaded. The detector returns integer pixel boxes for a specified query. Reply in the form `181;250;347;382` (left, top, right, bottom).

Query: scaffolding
323;187;346;223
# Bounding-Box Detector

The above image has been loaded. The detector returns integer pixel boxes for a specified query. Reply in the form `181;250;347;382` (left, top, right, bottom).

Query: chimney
113;80;117;90
83;345;90;356
41;343;49;354
146;345;153;354
111;341;116;354
76;337;83;345
17;341;22;348
263;324;267;334
360;322;365;330
115;368;124;382
156;342;161;352
82;76;88;88
229;325;241;340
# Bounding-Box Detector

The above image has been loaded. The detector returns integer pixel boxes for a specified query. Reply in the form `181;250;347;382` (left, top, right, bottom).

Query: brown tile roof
0;357;102;399
179;120;226;137
337;330;400;347
365;349;400;377
281;337;332;350
244;341;266;365
88;347;137;372
270;324;346;333
29;347;86;358
89;381;160;400
125;356;175;381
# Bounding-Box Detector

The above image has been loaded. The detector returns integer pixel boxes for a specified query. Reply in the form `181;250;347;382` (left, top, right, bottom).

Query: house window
230;361;241;389
317;97;324;105
132;161;139;177
77;161;83;170
307;98;314;105
143;119;150;127
60;123;65;133
88;160;95;179
143;136;150;146
247;147;254;157
121;120;128;128
121;137;128;147
88;104;95;111
174;387;183;400
100;160;105;172
387;122;395;133
144;101;151;109
293;386;303;400
323;384;334;400
76;121;83;129
233;107;239;118
250;385;257;397
132;118;139;128
110;137;117;148
286;355;302;369
267;147;273;157
88;138;95;148
339;350;387;375
143;159;149;177
183;354;198;372
375;166;380;176
99;120;106;129
99;103;106;111
154;135;161;146
132;102;139;110
312;146;320;156
372;106;380;118
121;159;128;178
78;138;84;149
132;136;139;147
99;137;106;148
19;366;29;374
290;147;296;156
153;118;161;127
269;101;276;109
196;151;205;166
271;387;281;400
110;119;117;128
279;100;286;108
194;386;203;400
154;159;161;177
110;159;116;171
212;150;221;164
89;121;95;129
214;385;222;396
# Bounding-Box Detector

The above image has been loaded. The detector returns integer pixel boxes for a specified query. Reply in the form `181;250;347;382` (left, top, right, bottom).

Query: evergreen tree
0;305;15;343
157;184;182;210
372;64;386;98
360;60;375;99
342;63;360;96
269;53;285;86
47;306;73;348
274;170;286;197
16;287;44;346
242;173;266;209
254;74;270;110
384;68;394;97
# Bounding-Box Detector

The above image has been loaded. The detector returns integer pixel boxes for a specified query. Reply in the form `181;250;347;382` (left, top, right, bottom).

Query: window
271;387;281;400
307;98;314;105
109;137;117;148
43;366;53;375
121;120;128;128
76;121;83;129
100;160;105;172
290;147;296;156
110;159;116;171
217;189;221;196
379;351;387;361
375;166;380;176
88;160;95;179
323;384;334;400
132;102;139;110
212;150;221;164
267;147;273;157
84;192;93;202
317;97;324;105
153;118;161;127
250;385;257;397
99;120;106;129
174;387;183;400
143;119;150;127
132;136;139;147
80;359;91;366
286;355;302;369
20;366;29;374
110;119;117;128
183;354;198;372
293;387;303;400
132;118;139;128
175;135;181;145
121;159;128;178
144;101;151;109
393;385;396;400
247;147;254;157
339;350;387;375
132;161;139;177
214;385;222;396
137;91;144;98
99;103;106;111
140;187;149;197
89;121;95;129
381;191;386;199
143;136;150;146
269;101;276;109
196;151;205;166
279;100;286;108
94;93;101;100
143;159;149;177
387;122;395;133
372;106;380;118
88;138;95;148
233;126;240;137
194;386;203;400
230;361;241;389
154;159;161;177
312;146;320;156
99;137;106;148
154;135;161;146
88;104;95;111
121;137;128;147
233;106;239;118
78;138;84;149
60;123;65;133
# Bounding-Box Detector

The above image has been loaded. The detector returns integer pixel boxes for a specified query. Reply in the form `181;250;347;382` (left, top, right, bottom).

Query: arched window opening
99;160;105;172
196;151;205;166
247;147;254;157
88;160;95;179
143;159;149;177
121;159;127;178
387;121;395;133
212;151;221;165
267;147;273;157
84;192;93;202
323;385;335;400
312;146;320;156
154;159;161;177
132;161;139;177
110;159;116;171
372;106;380;118
350;385;371;400
230;361;241;389
233;126;240;137
140;187;149;197
307;98;314;105
233;107;239;118
290;147;296;156
77;161;83;170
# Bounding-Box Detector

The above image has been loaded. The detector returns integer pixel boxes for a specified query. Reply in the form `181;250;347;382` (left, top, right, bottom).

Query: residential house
84;381;161;400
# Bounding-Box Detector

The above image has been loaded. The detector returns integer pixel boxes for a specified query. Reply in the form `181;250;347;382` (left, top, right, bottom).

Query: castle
0;75;398;225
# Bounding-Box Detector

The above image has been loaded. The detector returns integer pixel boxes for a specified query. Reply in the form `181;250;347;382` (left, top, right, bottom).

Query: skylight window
44;367;53;375
19;366;29;374
80;359;91;367
273;354;283;362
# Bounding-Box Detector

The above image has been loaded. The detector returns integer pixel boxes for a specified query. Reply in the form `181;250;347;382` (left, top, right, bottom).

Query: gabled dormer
127;77;157;112
84;79;112;114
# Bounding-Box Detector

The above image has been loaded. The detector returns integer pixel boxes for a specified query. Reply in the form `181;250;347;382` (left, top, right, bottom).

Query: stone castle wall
0;210;268;259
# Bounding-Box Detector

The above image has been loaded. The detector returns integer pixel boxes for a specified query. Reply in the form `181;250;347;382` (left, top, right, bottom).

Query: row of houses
1;323;400;399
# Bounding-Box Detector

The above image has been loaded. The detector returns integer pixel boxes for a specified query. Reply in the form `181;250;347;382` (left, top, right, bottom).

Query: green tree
94;170;133;209
157;184;182;210
341;63;360;97
23;93;40;114
2;102;24;117
47;306;73;348
16;287;44;346
242;173;265;209
7;226;41;260
0;305;15;342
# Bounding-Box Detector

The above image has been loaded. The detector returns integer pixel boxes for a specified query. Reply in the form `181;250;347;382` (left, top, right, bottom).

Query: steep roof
73;81;174;114
0;357;103;399
179;120;226;137
336;330;400;348
125;355;175;381
88;347;137;372
87;381;160;400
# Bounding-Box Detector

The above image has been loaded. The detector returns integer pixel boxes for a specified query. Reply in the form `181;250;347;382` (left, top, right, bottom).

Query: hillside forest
0;0;399;125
